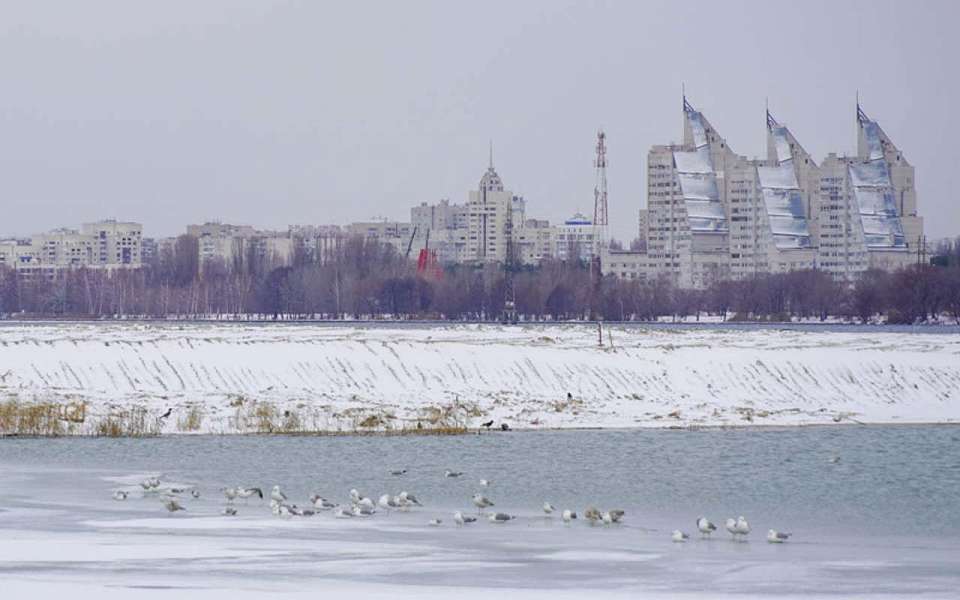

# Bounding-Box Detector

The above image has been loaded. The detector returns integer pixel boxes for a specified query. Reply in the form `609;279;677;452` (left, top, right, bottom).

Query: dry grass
0;400;72;436
92;406;159;437
1;396;469;438
0;399;159;437
177;404;204;432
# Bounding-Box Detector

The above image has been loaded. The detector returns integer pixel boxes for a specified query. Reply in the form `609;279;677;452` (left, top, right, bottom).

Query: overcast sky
1;0;958;242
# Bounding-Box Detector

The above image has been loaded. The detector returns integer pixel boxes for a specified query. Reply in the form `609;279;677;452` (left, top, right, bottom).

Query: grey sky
1;0;958;242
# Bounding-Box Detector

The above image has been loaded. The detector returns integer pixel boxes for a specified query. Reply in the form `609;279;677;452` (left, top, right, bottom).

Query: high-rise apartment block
605;98;923;286
0;219;142;276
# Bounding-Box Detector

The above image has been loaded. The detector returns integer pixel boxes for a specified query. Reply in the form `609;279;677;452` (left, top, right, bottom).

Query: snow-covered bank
0;323;958;434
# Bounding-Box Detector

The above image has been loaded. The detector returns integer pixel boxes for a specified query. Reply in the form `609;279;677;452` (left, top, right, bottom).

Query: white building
606;98;923;287
0;220;142;275
555;213;600;262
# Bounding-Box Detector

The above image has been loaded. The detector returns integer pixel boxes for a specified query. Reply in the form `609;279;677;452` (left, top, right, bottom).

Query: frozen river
1;426;959;598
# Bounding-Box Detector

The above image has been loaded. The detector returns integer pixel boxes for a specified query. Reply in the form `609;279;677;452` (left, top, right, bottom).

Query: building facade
605;98;924;287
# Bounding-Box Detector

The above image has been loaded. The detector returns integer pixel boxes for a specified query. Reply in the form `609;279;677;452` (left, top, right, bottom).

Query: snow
1;322;959;433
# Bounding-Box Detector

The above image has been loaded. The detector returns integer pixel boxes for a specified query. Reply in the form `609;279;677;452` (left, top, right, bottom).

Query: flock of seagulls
673;516;791;544
114;472;791;544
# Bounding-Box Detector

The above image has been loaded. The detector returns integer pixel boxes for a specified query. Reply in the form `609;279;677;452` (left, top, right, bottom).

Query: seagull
140;477;161;492
390;469;408;476
472;493;495;511
725;518;739;539
767;529;791;543
399;491;422;506
290;505;315;517
428;518;442;527
607;509;625;523
489;512;515;523
162;497;186;513
562;510;577;523
378;494;398;511
191;489;201;499
112;491;128;501
313;496;337;511
584;506;602;523
697;517;717;537
222;507;238;516
454;511;476;525
479;479;491;487
445;470;464;478
543;502;556;515
672;530;690;543
238;487;263;501
271;486;287;503
353;498;377;517
736;516;751;537
223;487;239;503
353;496;376;512
602;512;613;525
334;506;355;518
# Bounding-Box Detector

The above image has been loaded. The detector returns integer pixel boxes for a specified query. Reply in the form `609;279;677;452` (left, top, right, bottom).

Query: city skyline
2;1;959;242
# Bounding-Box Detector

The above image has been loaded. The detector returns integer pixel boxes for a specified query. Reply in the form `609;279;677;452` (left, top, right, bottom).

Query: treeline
1;234;959;324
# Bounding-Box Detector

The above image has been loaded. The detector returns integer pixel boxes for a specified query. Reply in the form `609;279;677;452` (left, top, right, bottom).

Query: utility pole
501;199;517;325
591;130;608;320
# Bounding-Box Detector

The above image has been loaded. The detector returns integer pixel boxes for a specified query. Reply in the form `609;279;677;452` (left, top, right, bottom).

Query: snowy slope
1;323;958;433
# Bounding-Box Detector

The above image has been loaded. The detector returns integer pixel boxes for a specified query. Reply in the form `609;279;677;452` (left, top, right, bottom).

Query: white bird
355;496;376;512
725;517;739;539
736;516;751;537
190;489;201;499
607;509;625;523
334;506;355;519
271;485;287;503
602;512;613;525
445;470;464;478
223;487;239;503
112;491;128;501
453;511;477;525
222;507;238;516
767;529;791;543
378;494;396;510
290;505;315;517
472;493;495;511
489;512;515;523
562;509;577;523
697;517;717;537
479;479;490;487
162;497;186;513
237;487;263;501
313;496;337;511
584;506;602;523
543;502;555;515
428;518;442;526
352;503;376;517
399;491;422;507
140;477;161;492
672;530;690;542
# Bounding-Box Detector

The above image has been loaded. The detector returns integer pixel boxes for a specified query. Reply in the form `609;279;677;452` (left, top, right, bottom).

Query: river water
1;426;958;598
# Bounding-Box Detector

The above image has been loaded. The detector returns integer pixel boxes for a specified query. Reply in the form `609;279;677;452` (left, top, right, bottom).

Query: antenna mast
593;129;609;245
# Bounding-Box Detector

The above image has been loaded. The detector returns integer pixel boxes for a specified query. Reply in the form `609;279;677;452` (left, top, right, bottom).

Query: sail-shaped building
610;97;923;287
